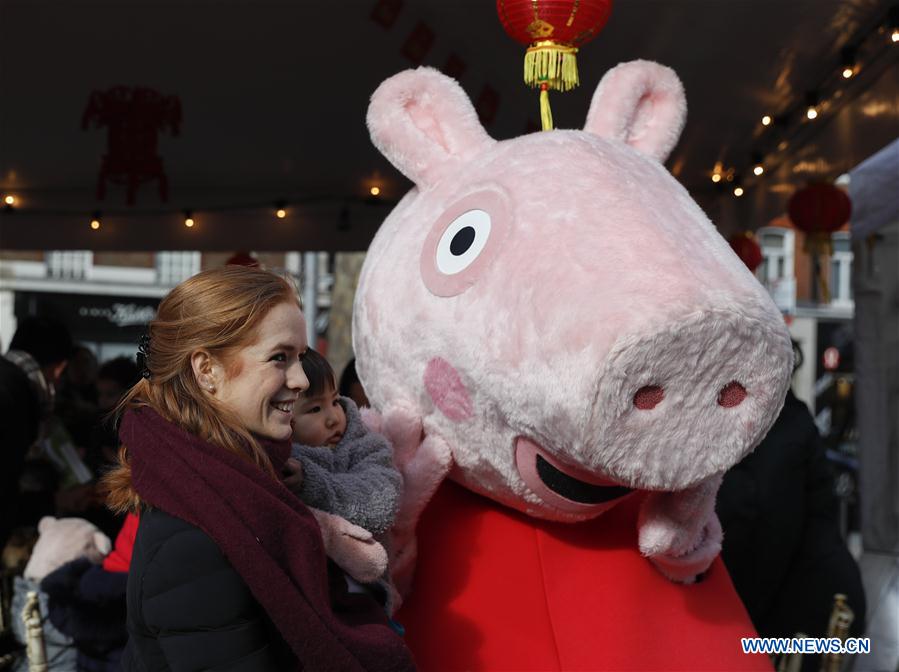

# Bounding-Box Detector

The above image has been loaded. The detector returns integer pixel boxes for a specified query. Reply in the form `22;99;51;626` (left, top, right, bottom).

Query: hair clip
136;333;151;380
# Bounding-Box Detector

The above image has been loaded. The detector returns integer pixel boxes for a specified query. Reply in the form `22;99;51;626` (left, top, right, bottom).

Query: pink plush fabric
356;62;793;590
423;357;473;421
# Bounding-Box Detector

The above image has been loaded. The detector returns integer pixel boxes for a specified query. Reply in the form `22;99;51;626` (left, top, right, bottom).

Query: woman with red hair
105;266;414;672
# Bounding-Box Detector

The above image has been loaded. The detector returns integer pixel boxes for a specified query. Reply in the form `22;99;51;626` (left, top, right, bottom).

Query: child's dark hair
302;349;337;397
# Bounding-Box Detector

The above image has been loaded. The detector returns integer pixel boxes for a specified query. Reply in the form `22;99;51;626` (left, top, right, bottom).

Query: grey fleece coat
290;397;401;536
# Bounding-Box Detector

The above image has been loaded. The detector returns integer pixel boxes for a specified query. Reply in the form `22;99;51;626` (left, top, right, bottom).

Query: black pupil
450;226;476;256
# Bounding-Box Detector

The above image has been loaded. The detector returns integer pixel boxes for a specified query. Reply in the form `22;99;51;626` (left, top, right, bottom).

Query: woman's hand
282;457;304;490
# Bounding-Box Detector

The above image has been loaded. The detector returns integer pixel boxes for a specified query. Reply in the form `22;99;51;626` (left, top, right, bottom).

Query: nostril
633;385;664;410
718;381;747;408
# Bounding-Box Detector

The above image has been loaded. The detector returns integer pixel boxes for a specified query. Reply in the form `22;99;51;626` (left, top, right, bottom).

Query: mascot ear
584;60;686;163
367;67;495;189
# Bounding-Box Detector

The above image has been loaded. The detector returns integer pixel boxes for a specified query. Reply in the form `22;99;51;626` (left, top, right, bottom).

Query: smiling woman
103;266;415;672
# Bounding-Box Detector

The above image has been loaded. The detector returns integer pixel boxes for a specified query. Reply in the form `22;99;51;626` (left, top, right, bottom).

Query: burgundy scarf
120;407;415;672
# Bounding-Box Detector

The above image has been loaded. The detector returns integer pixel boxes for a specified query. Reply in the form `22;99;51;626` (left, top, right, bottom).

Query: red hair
105;266;300;513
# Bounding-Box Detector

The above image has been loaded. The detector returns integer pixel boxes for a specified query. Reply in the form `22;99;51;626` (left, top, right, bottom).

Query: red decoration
370;0;403;28
82;86;181;205
787;182;852;302
728;231;763;272
442;53;468;80
496;0;614;130
497;0;614;48
225;251;260;267
788;182;851;239
400;21;435;65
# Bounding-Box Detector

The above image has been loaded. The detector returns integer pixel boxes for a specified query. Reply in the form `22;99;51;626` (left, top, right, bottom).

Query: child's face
291;382;347;448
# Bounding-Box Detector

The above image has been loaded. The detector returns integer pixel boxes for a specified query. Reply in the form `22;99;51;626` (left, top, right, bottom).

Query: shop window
756;227;796;312
830;232;853;306
157;251;201;285
47;251;93;279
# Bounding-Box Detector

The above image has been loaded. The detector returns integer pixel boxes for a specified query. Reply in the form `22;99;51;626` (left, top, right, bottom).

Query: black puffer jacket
122;508;295;671
717;390;865;643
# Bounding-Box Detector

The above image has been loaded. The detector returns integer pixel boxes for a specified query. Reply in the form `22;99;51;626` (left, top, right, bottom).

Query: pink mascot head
356;61;792;583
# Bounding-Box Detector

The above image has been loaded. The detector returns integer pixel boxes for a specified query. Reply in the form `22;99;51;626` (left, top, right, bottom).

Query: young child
282;350;402;610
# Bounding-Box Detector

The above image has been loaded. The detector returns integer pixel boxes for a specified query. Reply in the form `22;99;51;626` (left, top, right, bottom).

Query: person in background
55;344;100;450
91;356;141;468
717;340;866;671
1;316;73;549
104;266;414;671
339;357;370;409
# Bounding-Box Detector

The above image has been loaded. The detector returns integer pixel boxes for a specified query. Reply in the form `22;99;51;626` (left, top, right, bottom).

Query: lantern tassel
524;41;579;92
540;85;553;131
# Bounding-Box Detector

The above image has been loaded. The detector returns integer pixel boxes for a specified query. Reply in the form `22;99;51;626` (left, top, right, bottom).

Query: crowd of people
0;265;865;671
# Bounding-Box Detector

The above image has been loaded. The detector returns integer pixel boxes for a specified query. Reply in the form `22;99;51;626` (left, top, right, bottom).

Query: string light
805;92;819;120
275;200;287;219
841;46;857;79
751;153;764;176
90;211;101;230
184;210;194;228
722;5;894;204
369;186;381;197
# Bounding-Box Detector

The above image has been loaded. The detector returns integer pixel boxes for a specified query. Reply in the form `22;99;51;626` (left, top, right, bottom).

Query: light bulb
276;208;287;219
806;107;818;120
842;67;854;79
185;217;195;228
734;186;745;197
3;195;15;206
90;219;100;230
753;164;764;176
892;28;899;43
761;115;772;126
711;173;722;183
370;186;381;196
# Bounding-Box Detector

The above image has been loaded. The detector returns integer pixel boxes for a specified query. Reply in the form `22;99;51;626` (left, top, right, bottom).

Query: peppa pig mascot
355;61;792;670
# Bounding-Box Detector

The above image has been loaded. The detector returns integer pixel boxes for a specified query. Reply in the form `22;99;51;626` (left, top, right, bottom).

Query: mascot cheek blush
355;61;792;670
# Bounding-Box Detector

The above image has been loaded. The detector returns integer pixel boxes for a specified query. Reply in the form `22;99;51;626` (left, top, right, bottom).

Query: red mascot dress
397;482;771;671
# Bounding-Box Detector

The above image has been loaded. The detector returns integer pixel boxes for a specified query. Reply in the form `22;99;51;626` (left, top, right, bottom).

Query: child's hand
282;457;304;490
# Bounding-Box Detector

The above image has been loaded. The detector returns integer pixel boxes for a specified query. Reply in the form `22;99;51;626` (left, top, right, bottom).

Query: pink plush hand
310;508;388;584
379;403;452;595
637;474;723;584
359;406;383;435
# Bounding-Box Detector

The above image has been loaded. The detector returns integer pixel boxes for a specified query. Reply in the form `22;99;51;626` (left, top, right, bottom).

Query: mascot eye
435;209;491;275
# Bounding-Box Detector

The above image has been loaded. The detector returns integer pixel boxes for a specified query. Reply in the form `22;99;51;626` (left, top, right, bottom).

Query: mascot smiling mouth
515;437;634;513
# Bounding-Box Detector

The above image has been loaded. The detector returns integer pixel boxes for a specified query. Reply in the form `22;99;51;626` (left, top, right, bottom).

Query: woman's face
214;301;309;441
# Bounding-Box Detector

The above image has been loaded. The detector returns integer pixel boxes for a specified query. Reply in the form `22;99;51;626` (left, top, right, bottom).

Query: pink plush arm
637;474;723;583
310;508;387;585
374;403;453;595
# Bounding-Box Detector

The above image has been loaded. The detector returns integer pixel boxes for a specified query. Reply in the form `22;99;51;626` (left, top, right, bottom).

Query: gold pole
821;593;854;672
22;591;48;672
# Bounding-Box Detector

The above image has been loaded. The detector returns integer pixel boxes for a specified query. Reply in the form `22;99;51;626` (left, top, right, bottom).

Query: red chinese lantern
728;232;763;273
787;182;851;303
787;182;851;256
497;0;613;130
